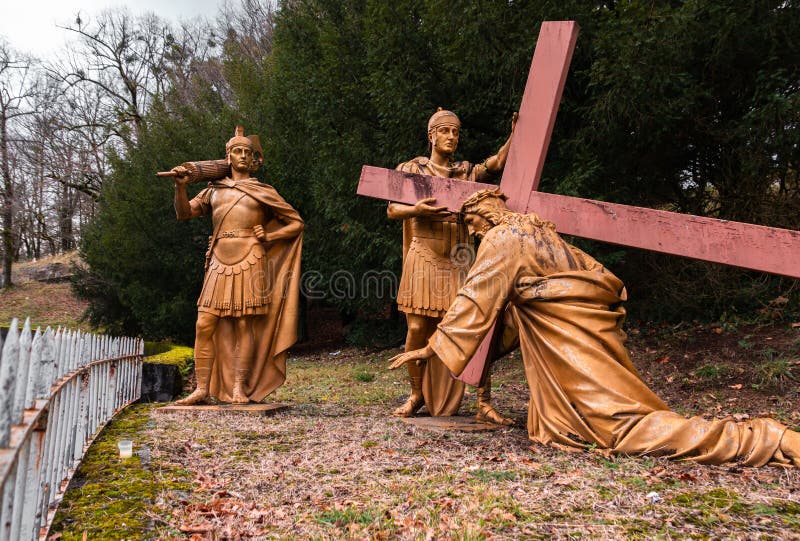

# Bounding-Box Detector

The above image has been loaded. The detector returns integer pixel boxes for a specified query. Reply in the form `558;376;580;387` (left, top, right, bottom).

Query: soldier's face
464;213;492;239
228;145;254;171
430;124;459;155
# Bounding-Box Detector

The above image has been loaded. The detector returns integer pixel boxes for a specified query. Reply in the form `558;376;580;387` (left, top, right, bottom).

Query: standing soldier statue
388;108;516;422
159;126;304;405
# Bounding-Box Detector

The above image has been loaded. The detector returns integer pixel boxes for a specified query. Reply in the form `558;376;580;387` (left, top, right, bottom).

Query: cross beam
500;21;579;206
359;165;800;279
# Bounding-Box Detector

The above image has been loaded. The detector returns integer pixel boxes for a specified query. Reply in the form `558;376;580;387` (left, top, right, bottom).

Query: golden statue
162;126;304;405
387;108;516;423
390;189;800;467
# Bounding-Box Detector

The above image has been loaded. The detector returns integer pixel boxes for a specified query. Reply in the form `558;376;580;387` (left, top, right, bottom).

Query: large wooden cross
357;21;800;385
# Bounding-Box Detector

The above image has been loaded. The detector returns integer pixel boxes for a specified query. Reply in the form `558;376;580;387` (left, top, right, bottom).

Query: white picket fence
0;318;143;541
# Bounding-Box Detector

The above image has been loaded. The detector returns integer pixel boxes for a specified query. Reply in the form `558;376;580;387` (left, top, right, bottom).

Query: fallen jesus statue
389;188;799;467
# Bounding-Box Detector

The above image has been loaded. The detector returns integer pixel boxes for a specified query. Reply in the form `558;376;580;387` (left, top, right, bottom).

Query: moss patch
48;404;192;541
144;342;194;379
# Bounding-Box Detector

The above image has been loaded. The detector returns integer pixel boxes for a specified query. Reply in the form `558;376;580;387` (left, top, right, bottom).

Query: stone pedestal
155;403;290;416
401;416;505;432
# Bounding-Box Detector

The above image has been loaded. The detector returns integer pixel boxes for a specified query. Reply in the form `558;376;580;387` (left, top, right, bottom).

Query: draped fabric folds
430;212;794;466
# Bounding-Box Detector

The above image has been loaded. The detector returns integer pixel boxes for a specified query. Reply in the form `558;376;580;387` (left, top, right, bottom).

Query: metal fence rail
0;318;143;541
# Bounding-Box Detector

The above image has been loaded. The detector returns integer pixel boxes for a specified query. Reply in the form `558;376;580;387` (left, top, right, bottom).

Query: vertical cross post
456;21;579;385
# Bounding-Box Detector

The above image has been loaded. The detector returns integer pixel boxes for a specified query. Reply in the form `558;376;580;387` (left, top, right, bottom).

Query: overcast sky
0;0;223;58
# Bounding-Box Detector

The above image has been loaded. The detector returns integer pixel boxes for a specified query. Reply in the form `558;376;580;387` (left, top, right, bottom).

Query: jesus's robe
429;211;796;466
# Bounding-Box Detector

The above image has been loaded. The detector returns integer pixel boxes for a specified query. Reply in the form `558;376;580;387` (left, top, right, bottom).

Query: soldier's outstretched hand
413;197;449;217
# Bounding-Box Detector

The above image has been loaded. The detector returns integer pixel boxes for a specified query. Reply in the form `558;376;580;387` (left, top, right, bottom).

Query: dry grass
129;344;800;540
0;250;89;330
0;281;89;331
11;250;82;280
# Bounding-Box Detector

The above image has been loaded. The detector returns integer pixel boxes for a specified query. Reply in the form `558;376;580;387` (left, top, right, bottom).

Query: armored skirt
198;240;271;318
396;216;471;318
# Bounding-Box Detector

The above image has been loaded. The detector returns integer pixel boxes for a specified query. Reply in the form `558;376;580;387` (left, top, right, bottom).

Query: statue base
401;415;505;432
156;403;290;416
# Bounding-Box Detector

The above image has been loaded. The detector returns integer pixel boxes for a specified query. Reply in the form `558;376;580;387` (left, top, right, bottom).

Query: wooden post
20;425;44;541
8;438;30;540
1;462;17;541
35;328;55;400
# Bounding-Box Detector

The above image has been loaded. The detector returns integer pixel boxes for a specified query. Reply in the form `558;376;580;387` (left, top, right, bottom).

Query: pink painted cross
357;21;800;385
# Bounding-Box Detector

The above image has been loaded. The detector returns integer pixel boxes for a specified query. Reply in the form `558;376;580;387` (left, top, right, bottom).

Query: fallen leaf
179;523;215;533
489;507;517;522
729;384;742;389
677;472;697;483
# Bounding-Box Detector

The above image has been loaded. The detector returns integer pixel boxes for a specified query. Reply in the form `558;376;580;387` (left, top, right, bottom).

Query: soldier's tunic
195;209;271;318
393;157;484;415
395;157;480;317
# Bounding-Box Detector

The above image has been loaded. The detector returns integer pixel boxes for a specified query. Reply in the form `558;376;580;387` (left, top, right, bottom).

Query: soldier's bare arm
387;198;449;220
173;166;205;220
474;112;518;181
254;218;304;243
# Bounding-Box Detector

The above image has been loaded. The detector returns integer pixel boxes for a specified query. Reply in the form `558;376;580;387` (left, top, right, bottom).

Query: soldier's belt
218;228;255;238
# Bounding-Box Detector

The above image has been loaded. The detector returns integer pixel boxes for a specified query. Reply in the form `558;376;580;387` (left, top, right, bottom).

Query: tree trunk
59;184;75;251
0;112;13;288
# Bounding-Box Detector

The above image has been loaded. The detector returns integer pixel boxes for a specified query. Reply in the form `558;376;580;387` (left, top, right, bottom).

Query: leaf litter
59;320;800;539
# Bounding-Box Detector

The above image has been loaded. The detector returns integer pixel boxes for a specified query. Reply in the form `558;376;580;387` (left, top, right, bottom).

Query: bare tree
0;40;36;287
48;9;176;149
17;76;82;254
45;9;226;197
219;0;276;65
46;81;112;200
165;17;231;109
